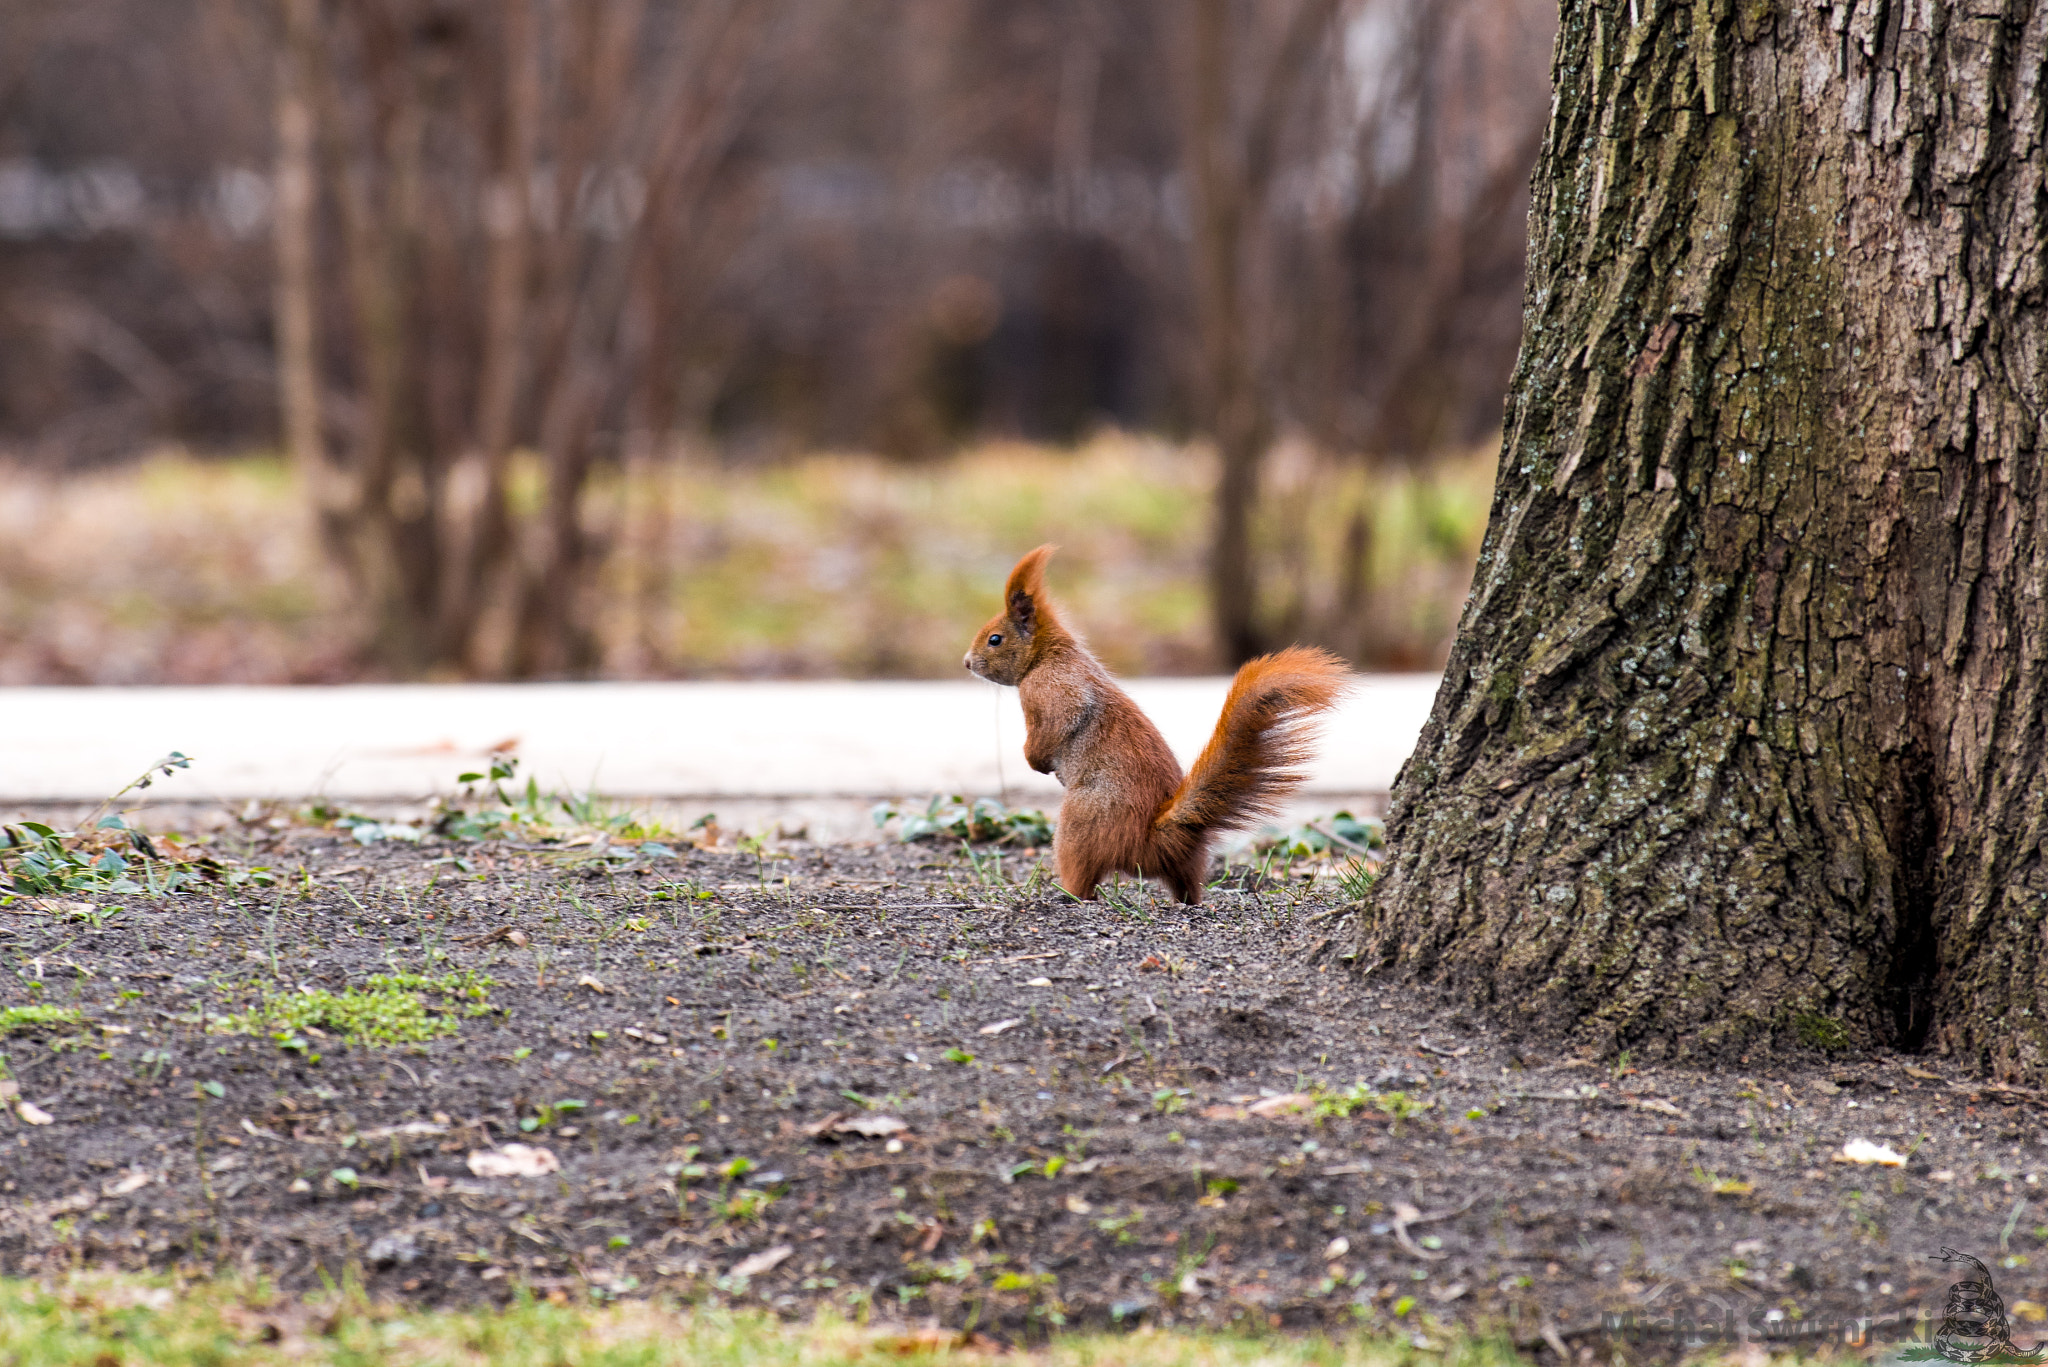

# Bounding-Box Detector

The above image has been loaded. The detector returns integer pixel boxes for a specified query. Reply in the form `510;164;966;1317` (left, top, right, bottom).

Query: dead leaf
18;1101;54;1125
1063;1193;1093;1214
102;1170;153;1197
730;1244;793;1279
833;1114;909;1138
575;973;608;995
0;1081;18;1101
801;1112;850;1140
1023;976;1052;987
1904;1064;1944;1082
977;1018;1023;1036
1245;1092;1314;1117
880;1327;1005;1356
466;1144;561;1178
1835;1138;1906;1166
357;1121;448;1141
44;1189;95;1217
1629;1097;1689;1120
1323;1236;1350;1260
1135;955;1166;972
476;927;528;948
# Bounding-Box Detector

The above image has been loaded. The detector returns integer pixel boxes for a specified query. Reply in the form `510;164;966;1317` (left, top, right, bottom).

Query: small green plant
1094;1208;1145;1243
521;1098;588;1132
1310;1083;1377;1121
0;751;211;898
1252;810;1383;862
724;1188;775;1222
0;1005;84;1036
423;753;673;848
1336;855;1377;900
1152;1087;1188;1115
1373;1090;1432;1131
872;795;1052;846
1691;1163;1754;1196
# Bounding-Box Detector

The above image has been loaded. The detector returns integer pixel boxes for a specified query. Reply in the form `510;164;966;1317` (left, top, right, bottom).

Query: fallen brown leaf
730;1244;793;1279
879;1327;1006;1355
801;1112;850;1140
466;1144;561;1178
833;1114;909;1138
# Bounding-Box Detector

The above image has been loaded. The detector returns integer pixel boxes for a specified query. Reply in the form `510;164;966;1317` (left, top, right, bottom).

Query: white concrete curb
0;675;1441;804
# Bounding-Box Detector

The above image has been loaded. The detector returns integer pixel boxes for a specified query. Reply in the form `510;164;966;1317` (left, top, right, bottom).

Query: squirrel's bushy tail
1155;645;1351;840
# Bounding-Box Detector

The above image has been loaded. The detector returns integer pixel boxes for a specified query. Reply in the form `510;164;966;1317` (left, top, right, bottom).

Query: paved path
0;675;1439;808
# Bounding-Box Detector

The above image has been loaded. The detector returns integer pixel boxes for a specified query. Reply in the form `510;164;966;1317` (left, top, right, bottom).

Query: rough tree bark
1357;0;2048;1076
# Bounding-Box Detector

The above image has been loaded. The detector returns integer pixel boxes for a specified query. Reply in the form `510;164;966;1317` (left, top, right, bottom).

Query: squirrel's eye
988;633;1003;646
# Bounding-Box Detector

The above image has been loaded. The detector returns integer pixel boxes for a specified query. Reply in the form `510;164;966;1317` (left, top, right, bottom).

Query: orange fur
963;545;1352;904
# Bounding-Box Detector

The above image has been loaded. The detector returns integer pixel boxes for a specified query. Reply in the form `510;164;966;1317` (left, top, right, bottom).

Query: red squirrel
962;544;1350;903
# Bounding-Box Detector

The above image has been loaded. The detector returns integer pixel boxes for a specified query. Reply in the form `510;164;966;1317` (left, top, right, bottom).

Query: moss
218;971;494;1049
1793;1011;1849;1052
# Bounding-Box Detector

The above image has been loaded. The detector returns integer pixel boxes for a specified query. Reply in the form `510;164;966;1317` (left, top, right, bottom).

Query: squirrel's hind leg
1142;827;1209;905
1054;839;1108;901
1162;842;1209;905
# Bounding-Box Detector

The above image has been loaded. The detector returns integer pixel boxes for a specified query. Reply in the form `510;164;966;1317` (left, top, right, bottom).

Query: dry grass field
0;436;1492;685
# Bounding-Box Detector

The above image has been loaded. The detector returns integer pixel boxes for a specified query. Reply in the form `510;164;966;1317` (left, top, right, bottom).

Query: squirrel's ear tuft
1004;544;1056;635
1009;589;1037;635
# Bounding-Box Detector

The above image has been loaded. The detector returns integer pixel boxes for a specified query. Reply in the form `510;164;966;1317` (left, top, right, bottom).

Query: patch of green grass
0;1005;84;1036
1305;1083;1433;1129
217;971;495;1049
0;1271;1536;1366
1336;857;1377;901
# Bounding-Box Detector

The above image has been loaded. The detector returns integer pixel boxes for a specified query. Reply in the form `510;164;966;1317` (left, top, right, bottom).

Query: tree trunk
272;0;337;535
1180;0;1342;667
274;0;772;679
1357;0;2048;1077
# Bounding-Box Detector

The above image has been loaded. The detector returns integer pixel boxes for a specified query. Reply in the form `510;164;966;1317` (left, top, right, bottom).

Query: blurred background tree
0;0;1554;682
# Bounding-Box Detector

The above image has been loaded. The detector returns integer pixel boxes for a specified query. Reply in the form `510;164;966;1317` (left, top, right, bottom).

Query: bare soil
1;822;2041;1351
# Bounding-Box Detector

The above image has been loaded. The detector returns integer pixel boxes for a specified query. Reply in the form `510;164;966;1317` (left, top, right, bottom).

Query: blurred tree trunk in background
1358;0;2048;1075
269;0;773;677
1174;0;1343;666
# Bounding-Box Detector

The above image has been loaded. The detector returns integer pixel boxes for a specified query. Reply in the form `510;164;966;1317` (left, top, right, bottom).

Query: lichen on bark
1358;0;2048;1076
